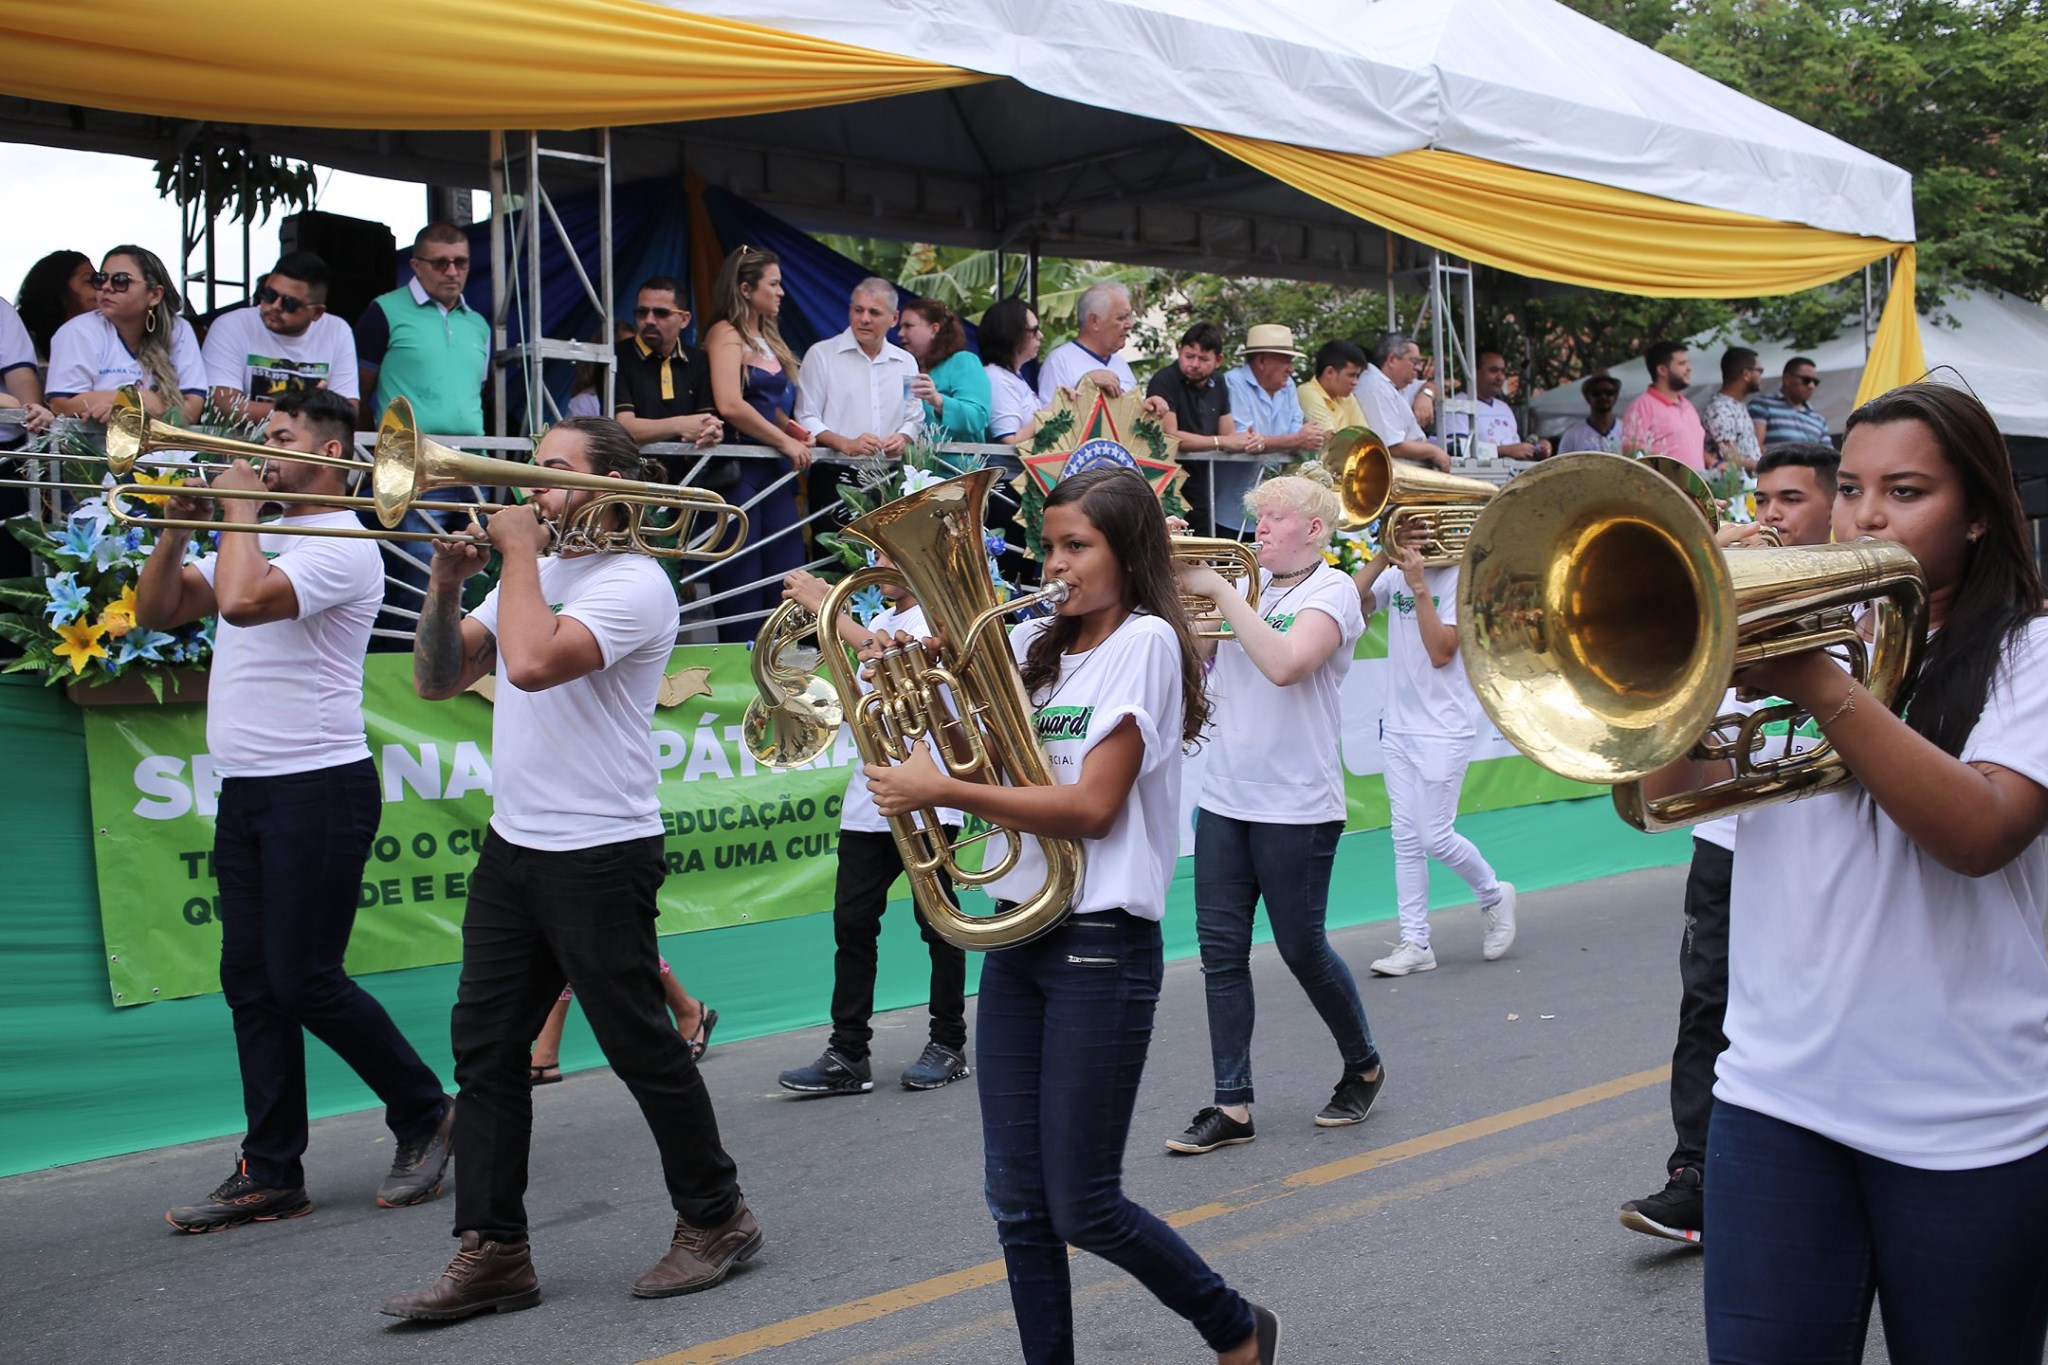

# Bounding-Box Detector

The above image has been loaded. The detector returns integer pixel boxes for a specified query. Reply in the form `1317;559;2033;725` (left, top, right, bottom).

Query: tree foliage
152;144;319;226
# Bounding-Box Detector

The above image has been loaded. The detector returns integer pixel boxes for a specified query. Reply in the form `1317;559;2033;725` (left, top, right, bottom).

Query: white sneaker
1370;940;1437;976
1481;882;1518;961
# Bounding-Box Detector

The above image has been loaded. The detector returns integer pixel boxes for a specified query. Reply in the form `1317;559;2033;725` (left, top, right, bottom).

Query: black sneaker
777;1049;874;1095
1314;1067;1386;1127
166;1160;313;1233
1165;1106;1257;1155
377;1096;456;1208
1620;1166;1704;1245
900;1043;970;1091
1247;1302;1282;1363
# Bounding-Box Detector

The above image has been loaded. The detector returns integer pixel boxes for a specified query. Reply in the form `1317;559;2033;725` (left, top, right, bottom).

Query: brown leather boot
379;1231;542;1321
630;1198;763;1298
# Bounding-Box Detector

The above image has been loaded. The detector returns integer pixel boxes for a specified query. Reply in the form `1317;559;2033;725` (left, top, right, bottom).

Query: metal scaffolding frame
487;130;616;437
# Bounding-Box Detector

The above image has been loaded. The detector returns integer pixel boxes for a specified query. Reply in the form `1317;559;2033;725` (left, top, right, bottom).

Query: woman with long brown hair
1647;382;2048;1362
899;297;990;443
701;246;810;640
45;246;204;423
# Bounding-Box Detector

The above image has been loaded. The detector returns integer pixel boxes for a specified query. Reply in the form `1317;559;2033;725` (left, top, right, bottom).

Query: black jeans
979;912;1255;1362
829;828;966;1061
214;759;446;1189
1670;839;1732;1175
451;830;742;1241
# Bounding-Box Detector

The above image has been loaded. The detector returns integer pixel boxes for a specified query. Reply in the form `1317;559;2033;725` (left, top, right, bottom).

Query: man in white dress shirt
1358;334;1450;471
795;278;922;459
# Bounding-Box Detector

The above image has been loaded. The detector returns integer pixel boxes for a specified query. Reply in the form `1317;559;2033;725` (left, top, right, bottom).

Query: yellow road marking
641;1065;1669;1365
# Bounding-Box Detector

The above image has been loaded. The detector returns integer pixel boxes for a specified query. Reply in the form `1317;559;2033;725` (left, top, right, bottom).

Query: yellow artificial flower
126;466;189;507
52;620;109;675
96;583;139;638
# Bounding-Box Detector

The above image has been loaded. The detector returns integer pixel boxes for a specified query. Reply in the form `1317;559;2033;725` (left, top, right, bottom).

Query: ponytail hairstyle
551;415;661;530
709;246;799;380
104;245;182;399
1020;468;1211;747
1843;382;2043;756
903;297;968;371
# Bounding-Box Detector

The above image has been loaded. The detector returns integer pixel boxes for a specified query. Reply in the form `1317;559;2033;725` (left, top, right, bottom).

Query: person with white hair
1036;281;1139;404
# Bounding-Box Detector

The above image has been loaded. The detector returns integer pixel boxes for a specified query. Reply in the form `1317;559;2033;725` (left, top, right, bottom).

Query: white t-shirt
0;295;34;379
196;511;380;778
983;612;1183;919
1717;616;2048;1170
1035;341;1135;406
1373;564;1475;737
565;390;603;419
986;364;1039;440
1442;396;1522;450
1200;564;1363;823
201;306;361;401
838;601;965;834
44;311;206;400
470;553;679;851
1358;363;1426;445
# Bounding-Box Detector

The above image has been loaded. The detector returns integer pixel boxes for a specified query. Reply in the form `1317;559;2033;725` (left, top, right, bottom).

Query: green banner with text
81;625;1596;1006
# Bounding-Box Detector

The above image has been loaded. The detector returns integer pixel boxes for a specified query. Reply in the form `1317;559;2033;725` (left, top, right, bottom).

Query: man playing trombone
137;386;455;1233
384;415;757;1321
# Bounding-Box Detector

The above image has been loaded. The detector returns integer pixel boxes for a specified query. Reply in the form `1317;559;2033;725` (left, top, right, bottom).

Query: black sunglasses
89;271;138;293
634;306;676;320
257;284;310;315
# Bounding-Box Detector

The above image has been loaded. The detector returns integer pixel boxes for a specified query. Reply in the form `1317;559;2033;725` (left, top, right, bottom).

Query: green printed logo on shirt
1035;705;1095;742
1391;592;1439;616
1266;613;1297;633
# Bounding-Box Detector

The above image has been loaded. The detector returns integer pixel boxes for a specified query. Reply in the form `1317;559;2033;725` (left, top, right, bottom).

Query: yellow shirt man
1297;378;1366;435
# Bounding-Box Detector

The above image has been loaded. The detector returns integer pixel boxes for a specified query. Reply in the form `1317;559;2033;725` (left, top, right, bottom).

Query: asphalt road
0;866;1900;1365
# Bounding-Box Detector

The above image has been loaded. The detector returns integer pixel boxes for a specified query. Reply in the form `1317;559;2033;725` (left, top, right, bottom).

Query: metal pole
526;131;544;434
1384;229;1396;331
489;131;509;438
1428;252;1445;442
599;128;615;414
1863;263;1874;362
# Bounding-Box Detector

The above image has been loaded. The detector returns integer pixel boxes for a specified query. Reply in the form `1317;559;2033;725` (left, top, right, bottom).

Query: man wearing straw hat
1216;324;1327;534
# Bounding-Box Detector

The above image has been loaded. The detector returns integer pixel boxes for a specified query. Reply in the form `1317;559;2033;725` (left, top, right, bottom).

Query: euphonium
1456;453;1926;833
1320;425;1497;564
1170;535;1262;638
740;600;844;769
816;467;1085;951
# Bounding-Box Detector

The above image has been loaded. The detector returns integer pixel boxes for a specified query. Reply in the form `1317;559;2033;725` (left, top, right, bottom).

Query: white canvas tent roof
1529;287;2048;438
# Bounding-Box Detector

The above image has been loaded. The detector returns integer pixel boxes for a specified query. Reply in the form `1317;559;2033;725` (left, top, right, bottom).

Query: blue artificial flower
110;627;176;668
43;572;90;625
847;584;888;626
52;518;105;566
987;556;1012;599
68;497;115;538
984;532;1007;557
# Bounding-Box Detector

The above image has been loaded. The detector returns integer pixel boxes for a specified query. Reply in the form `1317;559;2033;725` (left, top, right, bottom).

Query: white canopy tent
1529;287;2048;439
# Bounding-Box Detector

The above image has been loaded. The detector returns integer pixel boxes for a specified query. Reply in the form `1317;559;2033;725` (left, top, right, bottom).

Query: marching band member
1648;384;2048;1361
775;561;971;1096
1167;467;1385;1156
385;416;757;1320
136;387;453;1231
1353;524;1517;977
866;468;1280;1365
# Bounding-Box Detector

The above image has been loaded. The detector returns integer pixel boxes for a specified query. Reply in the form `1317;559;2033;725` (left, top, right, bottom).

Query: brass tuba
1320;426;1497;564
740;600;844;769
1456;453;1925;832
1170;535;1262;638
816;467;1084;951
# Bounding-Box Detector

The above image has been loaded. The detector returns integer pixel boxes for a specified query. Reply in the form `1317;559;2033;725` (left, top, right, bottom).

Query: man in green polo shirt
356;223;489;436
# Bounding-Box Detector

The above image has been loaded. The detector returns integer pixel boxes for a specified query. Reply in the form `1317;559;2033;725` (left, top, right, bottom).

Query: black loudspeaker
279;211;398;330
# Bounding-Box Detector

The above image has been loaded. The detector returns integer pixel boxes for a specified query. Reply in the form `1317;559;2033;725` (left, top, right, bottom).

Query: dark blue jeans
1704;1101;2048;1364
214;760;446;1188
1195;811;1378;1105
451;830;742;1241
979;911;1255;1363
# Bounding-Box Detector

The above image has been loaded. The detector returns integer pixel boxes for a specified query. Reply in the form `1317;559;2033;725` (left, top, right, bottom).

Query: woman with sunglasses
45;246;204;425
1640;383;2048;1362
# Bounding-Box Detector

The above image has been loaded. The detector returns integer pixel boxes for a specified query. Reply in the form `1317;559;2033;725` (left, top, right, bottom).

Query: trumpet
1171;535;1262;638
817;467;1084;951
1320;426;1497;564
96;392;748;560
1457;453;1925;832
740;600;844;769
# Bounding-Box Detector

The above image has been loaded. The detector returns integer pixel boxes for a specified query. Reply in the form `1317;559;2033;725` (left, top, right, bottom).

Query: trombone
1320;426;1497;565
1456;453;1925;832
90;392;749;560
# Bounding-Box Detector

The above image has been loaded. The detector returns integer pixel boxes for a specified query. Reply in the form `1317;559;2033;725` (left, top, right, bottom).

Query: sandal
529;1062;562;1086
688;1008;719;1062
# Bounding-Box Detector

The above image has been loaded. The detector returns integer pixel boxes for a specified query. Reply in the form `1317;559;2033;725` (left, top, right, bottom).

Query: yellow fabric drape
0;0;985;131
1191;129;1923;400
